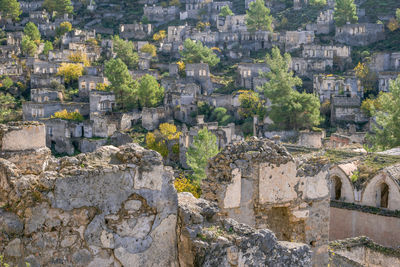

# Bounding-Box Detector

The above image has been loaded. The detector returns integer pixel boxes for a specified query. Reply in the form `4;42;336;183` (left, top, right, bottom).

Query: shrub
51;109;84;121
174;176;201;198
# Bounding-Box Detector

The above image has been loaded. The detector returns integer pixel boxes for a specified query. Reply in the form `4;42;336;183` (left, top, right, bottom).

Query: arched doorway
330;176;342;200
379;183;389;208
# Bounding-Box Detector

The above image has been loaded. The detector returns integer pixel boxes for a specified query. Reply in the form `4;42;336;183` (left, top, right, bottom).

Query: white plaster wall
361;173;400;210
258;161;298;204
1;124;46;151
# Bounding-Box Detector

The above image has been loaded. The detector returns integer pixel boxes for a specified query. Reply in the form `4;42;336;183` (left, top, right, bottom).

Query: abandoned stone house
89;90;116;115
32;60;59;75
119;23;153;40
30;87;63;103
185;63;213;94
369;52;400;73
61;29;96;47
335;23;385;46
291;57;333;77
28;10;49;25
283;30;314;52
330;95;368;126
378;72;400;92
30;73;64;89
0;45;21;59
237;63;269;90
6;32;23;46
78;75;110;99
22;101;90;121
143;5;179;23
217;14;247;33
302;44;351;59
206;1;233;23
306;9;334;34
0;59;23;77
19;1;42;13
313;74;363;103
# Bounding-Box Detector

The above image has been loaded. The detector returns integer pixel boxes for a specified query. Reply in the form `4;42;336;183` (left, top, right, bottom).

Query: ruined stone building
313;74;363;103
335;23;385;46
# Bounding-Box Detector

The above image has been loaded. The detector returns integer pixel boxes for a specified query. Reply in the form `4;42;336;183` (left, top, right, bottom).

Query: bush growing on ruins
140;43;157;57
21;36;38;57
104;58;137;110
68;51;90;67
43;0;74;16
180;39;220;67
174;175;201;198
169;0;180;7
51;109;84;122
367;76;400;150
387;18;399;32
146;123;181;159
24;22;41;43
334;0;358;27
0;0;21;20
137;74;164;108
43;41;54;56
361;97;380;117
245;0;273;32
56;21;72;37
95;83;109;91
153;30;166;42
0;76;13;90
261;47;321;130
309;0;327;6
0;93;21;123
186;128;219;182
57;63;84;83
354;62;378;96
219;5;234;17
209;107;233;126
112;36;139;69
238;90;267;120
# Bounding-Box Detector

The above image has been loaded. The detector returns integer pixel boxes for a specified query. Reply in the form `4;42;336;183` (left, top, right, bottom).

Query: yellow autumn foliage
57;63;84;83
159;122;181;140
68;51;90;67
51;109;84;121
174;175;201;198
153;30;166;42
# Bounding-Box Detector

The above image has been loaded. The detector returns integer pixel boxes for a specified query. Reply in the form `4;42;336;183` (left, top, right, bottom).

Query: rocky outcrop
177;192;312;267
0;143;178;267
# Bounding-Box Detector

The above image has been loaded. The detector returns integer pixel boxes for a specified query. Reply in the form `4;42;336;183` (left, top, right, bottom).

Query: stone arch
328;166;355;202
361;172;400;211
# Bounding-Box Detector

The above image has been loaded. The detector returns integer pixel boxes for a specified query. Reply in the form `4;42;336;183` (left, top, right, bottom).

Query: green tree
334;0;358;27
396;8;400;24
24;22;41;43
0;92;21;123
219;5;233;17
137;74;164;108
56;21;72;37
261;47;321;130
104;58;137;110
43;0;73;16
367;76;400;150
209;107;233;126
245;0;273;32
186;128;219;182
112;35;139;69
43;40;54;55
0;76;13;90
0;0;21;20
21;36;38;57
180;39;220;67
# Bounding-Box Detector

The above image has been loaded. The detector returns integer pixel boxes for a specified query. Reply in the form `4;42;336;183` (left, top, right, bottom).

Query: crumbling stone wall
177;192;312;267
203;138;331;266
0;143;179;267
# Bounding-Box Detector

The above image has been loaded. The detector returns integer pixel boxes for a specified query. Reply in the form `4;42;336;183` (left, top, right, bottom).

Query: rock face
0;143;178;267
203;138;331;266
177;192;312;267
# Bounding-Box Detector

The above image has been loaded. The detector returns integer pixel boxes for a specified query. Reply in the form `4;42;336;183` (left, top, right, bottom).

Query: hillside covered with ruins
1;0;400;266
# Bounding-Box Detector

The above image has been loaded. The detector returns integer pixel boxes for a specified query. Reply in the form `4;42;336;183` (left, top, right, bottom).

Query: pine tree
245;0;273;32
334;0;358;27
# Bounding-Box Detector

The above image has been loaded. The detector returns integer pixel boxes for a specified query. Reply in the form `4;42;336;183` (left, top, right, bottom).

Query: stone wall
203;138;331;266
329;207;400;248
0;144;179;267
177;192;312;267
0;122;46;151
329;237;400;267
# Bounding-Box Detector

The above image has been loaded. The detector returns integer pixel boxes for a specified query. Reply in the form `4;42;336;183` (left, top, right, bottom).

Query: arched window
380;183;389;208
331;176;342;200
